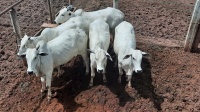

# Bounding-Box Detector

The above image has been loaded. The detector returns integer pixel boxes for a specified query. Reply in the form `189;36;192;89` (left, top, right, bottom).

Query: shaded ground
0;0;199;111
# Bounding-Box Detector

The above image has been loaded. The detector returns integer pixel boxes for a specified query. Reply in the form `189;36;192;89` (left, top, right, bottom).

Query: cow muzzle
54;20;61;25
97;69;104;74
27;71;34;75
17;54;26;59
136;70;143;73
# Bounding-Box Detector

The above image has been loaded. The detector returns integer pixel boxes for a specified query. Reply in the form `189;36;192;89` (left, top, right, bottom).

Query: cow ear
36;45;40;50
67;5;76;12
119;62;122;66
141;51;149;56
66;5;72;8
38;52;48;56
71;7;76;12
37;45;48;56
142;51;147;55
19;38;22;43
123;54;131;59
105;52;113;61
88;49;95;54
55;12;59;17
20;52;26;58
21;54;26;58
28;37;34;43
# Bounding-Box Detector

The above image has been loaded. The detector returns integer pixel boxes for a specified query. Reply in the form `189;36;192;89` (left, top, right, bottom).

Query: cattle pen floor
0;0;199;111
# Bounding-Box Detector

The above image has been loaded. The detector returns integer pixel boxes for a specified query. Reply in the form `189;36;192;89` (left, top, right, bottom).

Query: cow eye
23;45;27;48
61;14;65;16
34;57;37;60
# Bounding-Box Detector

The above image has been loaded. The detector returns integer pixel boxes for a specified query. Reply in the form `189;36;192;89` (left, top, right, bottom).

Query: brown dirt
0;0;199;111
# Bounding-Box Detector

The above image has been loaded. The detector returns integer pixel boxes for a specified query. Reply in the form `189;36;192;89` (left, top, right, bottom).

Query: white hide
89;19;112;86
114;21;147;88
17;28;56;56
54;6;76;24
17;16;91;56
54;7;124;31
25;29;89;101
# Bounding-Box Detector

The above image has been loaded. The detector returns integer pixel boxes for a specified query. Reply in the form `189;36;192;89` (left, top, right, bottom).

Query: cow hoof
41;88;47;93
40;92;46;100
85;72;89;76
89;83;93;87
127;85;132;89
51;92;57;97
118;77;121;83
47;97;51;103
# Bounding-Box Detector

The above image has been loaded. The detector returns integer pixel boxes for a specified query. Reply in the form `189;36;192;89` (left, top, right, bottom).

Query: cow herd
17;5;148;101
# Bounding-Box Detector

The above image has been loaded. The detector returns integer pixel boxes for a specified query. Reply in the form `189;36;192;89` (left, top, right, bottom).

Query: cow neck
37;54;43;73
96;43;103;50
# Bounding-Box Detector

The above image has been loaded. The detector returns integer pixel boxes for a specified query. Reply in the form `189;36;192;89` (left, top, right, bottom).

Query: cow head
17;34;35;58
121;49;148;74
54;5;76;24
89;48;112;74
26;44;48;75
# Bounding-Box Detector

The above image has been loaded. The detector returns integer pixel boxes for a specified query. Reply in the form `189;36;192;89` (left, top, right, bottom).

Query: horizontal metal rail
0;0;24;16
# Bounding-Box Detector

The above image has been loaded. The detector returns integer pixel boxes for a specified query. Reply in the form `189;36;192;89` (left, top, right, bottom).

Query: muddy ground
0;0;199;111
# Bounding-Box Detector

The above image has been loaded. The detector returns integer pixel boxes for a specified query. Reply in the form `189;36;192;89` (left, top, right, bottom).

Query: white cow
114;21;148;88
24;29;89;101
88;19;113;86
54;6;124;33
17;16;92;57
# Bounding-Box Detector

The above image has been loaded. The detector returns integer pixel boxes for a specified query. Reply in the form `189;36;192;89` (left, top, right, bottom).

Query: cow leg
127;75;132;88
110;29;115;43
57;66;61;77
118;64;123;83
46;71;52;102
41;76;46;93
103;73;107;83
114;57;118;67
81;53;89;75
35;73;39;77
40;76;46;99
89;66;95;87
127;69;133;88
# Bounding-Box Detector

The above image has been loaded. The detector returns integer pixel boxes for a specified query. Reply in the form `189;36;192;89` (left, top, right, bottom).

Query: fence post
184;0;200;52
69;0;71;5
113;0;118;9
9;8;21;44
47;0;55;23
9;8;27;66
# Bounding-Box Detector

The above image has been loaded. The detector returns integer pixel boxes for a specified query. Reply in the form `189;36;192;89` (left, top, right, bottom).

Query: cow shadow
47;48;164;111
131;57;164;110
50;56;89;111
90;58;137;107
105;44;164;110
103;45;137;107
